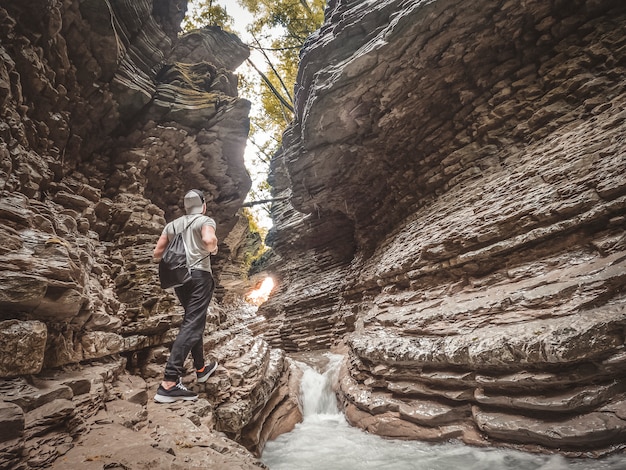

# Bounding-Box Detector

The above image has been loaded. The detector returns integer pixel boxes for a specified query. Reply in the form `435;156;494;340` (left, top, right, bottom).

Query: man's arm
202;225;218;255
153;234;169;261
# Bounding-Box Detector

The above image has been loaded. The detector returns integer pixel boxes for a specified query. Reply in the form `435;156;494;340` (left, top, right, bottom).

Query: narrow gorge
1;0;625;469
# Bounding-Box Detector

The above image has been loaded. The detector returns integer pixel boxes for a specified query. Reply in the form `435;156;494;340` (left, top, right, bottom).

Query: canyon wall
0;1;294;468
262;0;626;456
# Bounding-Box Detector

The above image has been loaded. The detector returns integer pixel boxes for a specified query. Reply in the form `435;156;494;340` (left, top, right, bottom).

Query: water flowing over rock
3;0;626;466
261;0;626;456
0;0;287;467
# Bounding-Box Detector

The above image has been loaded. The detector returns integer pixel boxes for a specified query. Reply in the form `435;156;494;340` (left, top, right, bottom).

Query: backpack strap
179;214;202;234
189;253;210;268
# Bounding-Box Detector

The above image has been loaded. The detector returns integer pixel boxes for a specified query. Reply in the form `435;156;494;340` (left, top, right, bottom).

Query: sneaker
154;381;198;403
196;361;218;383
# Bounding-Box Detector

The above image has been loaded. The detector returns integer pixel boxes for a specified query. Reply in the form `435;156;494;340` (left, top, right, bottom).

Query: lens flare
247;277;275;305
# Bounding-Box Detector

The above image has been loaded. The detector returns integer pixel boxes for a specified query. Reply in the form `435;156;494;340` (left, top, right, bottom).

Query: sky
222;0;254;29
186;0;254;29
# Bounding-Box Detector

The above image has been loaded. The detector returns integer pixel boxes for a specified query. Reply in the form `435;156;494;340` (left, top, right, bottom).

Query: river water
261;353;625;470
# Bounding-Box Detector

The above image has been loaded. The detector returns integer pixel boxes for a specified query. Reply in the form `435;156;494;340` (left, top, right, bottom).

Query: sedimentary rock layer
262;0;626;454
0;1;276;467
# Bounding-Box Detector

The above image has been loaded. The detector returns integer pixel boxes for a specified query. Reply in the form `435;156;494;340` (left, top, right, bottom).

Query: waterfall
299;353;342;418
261;352;625;470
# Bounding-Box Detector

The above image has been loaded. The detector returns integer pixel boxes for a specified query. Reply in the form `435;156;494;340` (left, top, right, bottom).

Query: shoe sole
154;394;198;403
197;362;218;383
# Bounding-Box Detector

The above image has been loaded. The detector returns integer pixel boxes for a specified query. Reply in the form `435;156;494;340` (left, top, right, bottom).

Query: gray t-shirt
162;214;216;273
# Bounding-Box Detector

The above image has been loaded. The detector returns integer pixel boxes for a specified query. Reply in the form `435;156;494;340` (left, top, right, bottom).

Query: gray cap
184;190;205;214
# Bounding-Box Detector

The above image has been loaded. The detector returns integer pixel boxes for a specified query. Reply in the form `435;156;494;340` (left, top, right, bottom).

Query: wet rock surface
0;0;282;468
0;304;299;469
2;0;626;465
261;0;626;456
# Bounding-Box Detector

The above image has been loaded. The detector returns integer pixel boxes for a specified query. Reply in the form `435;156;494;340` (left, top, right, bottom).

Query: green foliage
241;208;269;275
243;207;268;240
242;0;325;229
182;1;234;31
242;0;326;131
182;1;325;231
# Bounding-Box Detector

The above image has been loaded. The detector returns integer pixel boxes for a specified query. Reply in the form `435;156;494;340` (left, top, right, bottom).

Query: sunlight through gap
246;276;275;305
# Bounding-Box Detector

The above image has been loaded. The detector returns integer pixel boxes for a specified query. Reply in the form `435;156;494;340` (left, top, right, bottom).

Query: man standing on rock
152;189;219;403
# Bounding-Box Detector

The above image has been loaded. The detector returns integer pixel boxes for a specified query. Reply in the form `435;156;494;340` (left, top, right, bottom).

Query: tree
182;1;325;229
240;0;325;137
182;1;234;31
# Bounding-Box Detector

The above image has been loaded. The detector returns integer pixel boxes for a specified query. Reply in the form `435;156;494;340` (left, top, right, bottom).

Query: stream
261;353;625;470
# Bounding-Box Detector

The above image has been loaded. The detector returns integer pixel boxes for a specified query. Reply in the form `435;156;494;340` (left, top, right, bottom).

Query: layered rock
262;0;626;455
0;1;279;468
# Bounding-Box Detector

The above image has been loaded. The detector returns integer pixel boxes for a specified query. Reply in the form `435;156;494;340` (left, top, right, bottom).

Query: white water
261;353;625;470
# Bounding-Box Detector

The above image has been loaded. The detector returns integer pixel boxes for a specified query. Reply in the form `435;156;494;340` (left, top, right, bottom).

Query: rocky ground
0;303;304;470
48;374;268;470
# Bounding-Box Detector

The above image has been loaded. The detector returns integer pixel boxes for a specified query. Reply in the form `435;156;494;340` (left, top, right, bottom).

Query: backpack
158;216;199;289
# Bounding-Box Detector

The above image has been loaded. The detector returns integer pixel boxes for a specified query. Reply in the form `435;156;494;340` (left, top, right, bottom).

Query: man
152;189;219;403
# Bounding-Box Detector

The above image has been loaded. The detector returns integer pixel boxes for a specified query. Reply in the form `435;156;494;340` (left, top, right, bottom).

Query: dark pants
164;269;214;382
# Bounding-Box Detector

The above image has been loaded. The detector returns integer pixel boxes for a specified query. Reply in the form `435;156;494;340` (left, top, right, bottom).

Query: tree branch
242;197;288;208
251;32;294;104
246;58;295;114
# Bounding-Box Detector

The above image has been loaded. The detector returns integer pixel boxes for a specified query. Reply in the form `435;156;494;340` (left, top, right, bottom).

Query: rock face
0;1;287;468
262;0;626;455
